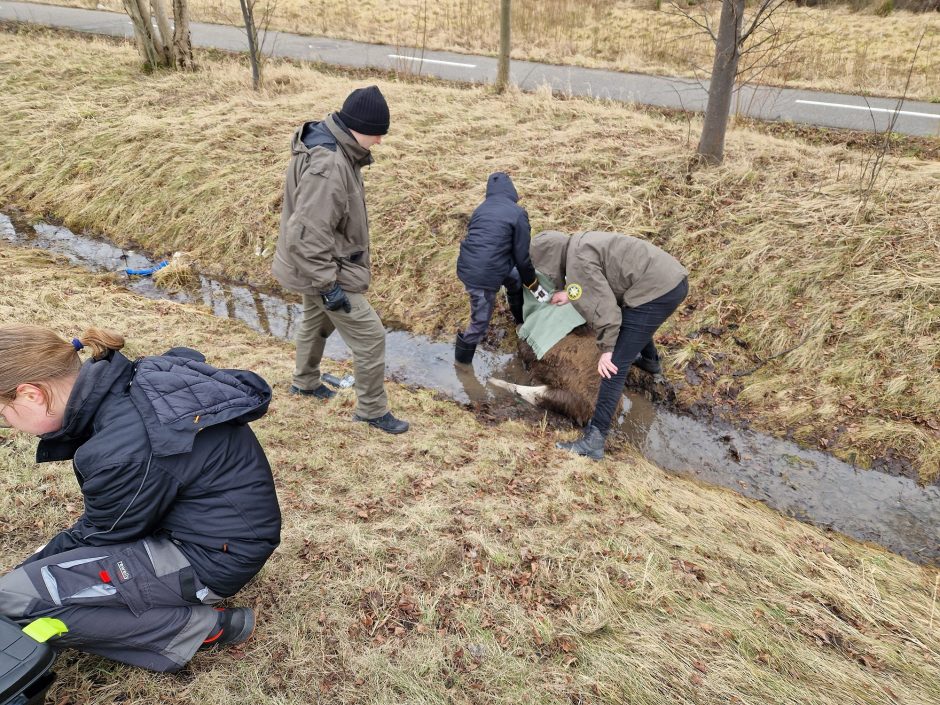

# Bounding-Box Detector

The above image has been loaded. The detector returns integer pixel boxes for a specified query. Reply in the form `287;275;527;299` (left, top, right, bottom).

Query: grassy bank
1;29;938;480
38;0;940;101
1;246;938;705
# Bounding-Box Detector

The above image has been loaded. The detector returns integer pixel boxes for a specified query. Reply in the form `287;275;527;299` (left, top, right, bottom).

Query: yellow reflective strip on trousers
22;617;68;642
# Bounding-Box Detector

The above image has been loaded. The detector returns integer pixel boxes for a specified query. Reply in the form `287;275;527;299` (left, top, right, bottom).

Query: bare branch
667;0;717;42
741;0;788;44
858;28;926;210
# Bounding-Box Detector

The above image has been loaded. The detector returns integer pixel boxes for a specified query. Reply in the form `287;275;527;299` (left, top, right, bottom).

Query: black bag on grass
0;616;55;705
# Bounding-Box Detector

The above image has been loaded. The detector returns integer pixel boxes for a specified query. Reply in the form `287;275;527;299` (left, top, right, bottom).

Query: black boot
632;352;662;376
199;608;255;650
506;289;524;325
289;383;336;400
455;333;476;365
557;424;606;460
353;411;410;434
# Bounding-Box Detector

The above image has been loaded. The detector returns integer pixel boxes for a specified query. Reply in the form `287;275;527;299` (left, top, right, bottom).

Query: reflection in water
2;213;937;565
453;363;490;404
617;393;658;449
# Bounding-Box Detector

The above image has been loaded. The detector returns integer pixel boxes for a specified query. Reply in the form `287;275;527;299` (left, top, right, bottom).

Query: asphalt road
2;0;938;137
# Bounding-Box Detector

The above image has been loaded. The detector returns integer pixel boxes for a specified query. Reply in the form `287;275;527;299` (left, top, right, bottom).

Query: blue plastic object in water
126;260;169;276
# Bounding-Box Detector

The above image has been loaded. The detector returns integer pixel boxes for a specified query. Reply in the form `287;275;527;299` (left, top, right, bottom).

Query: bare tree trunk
495;0;511;93
123;0;161;68
150;0;173;65
123;0;194;70
697;0;744;164
239;0;261;90
172;0;194;69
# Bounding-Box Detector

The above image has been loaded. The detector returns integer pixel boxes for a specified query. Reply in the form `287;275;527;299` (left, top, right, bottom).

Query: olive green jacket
273;114;374;295
530;230;688;353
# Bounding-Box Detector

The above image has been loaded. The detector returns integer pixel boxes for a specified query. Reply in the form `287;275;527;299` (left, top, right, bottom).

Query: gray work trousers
0;537;222;672
461;270;523;345
293;291;389;419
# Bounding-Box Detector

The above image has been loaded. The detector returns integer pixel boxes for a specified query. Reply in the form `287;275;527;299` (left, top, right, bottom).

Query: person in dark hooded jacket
0;325;281;672
454;172;550;364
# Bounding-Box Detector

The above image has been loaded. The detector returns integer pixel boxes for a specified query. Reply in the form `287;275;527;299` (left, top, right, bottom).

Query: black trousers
590;278;688;434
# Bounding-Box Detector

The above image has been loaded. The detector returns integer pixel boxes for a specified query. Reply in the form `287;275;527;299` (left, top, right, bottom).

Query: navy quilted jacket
27;348;281;597
456;172;537;290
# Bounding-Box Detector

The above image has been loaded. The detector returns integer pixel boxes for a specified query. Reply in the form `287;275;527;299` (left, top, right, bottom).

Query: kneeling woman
530;231;689;460
0;326;281;672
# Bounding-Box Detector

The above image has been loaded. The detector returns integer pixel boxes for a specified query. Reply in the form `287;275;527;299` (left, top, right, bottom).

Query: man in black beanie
273;85;409;434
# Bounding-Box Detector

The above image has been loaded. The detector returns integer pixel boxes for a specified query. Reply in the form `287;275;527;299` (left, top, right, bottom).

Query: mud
2;212;937;566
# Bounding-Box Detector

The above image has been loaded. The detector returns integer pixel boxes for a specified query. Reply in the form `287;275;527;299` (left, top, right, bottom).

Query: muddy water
2;214;937;565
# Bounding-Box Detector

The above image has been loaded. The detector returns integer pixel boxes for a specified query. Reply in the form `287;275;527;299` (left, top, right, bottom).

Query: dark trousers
591;278;688;434
461;270;522;345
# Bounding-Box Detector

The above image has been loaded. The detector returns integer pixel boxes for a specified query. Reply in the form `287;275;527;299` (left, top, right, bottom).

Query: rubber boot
455;332;477;365
506;289;525;325
556;424;606;461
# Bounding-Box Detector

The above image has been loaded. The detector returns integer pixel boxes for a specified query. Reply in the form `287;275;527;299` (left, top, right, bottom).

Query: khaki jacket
273;114;373;294
531;230;688;352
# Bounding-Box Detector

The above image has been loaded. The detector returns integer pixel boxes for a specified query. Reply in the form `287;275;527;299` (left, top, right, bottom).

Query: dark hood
37;350;134;462
485;172;519;203
37;348;271;462
129;347;271;458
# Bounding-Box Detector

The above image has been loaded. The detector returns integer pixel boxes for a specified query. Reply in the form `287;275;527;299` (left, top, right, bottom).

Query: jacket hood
290;115;373;167
530;230;570;289
37;350;134;462
290;121;317;155
485;172;519;203
37;349;271;462
129;347;271;458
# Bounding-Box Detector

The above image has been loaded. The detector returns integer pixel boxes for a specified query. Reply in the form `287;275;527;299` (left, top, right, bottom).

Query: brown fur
519;327;624;426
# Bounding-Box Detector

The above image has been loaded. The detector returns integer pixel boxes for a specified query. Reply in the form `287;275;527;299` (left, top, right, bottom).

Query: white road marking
795;99;940;120
387;54;476;68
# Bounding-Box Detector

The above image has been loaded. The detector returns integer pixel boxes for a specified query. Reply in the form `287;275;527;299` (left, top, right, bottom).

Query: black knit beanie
338;85;390;136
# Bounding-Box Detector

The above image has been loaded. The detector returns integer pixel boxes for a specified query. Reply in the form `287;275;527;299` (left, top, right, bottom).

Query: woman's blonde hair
0;326;125;407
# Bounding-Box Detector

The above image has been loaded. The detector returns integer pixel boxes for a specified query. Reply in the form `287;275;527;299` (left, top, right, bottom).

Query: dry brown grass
1;246;938;705
38;0;940;100
0;29;938;480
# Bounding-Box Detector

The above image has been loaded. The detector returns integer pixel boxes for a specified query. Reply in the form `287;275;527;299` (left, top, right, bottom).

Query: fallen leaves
671;558;707;582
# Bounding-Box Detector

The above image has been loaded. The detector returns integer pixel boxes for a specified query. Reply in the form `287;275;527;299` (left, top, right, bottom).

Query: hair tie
71;338;84;351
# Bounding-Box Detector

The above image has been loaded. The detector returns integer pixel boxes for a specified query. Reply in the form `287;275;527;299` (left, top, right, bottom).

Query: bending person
530;231;688;460
0;326;281;672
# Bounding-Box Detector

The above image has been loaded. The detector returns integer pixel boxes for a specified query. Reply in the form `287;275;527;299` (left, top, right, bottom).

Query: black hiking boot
289;384;336;400
353;411;410;434
199;607;255;650
632;353;662;376
455;332;477;365
556;424;606;461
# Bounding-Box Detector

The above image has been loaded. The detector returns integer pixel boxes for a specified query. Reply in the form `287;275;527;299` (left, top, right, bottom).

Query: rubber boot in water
506;289;525;325
455;333;477;365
